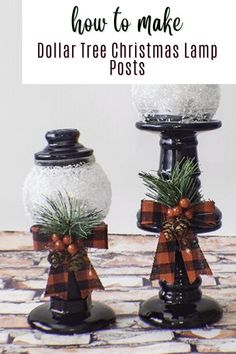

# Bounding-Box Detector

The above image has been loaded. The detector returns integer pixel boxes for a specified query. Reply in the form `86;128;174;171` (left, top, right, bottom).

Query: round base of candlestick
139;295;222;329
28;302;115;334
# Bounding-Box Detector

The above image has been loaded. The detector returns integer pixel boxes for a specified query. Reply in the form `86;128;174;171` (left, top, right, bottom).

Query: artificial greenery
139;159;202;207
35;191;103;239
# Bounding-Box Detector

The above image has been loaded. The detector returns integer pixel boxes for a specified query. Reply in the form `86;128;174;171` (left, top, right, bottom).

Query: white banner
22;0;236;84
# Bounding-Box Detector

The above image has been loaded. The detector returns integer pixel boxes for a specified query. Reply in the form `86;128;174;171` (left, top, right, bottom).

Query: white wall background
1;0;236;235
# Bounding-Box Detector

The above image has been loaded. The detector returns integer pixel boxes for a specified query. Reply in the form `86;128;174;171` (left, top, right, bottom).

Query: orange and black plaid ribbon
140;200;216;284
31;224;108;300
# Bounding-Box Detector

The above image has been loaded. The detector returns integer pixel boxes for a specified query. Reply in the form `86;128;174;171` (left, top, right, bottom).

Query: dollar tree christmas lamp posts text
35;6;217;75
37;41;218;77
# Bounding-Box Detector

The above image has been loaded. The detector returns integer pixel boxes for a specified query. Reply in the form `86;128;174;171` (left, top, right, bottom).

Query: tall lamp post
133;85;223;328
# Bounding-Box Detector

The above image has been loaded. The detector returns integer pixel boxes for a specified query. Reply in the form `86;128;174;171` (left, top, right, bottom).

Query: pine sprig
139;159;202;207
34;191;103;239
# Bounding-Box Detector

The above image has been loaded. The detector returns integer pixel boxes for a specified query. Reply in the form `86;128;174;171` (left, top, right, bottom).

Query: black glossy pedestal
136;119;223;328
27;267;115;334
28;302;115;334
139;295;222;329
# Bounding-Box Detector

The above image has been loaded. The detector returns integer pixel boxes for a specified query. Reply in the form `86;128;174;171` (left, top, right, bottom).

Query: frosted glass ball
23;162;112;222
132;84;221;123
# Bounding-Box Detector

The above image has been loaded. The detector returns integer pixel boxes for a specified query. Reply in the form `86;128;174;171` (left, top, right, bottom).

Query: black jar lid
35;129;94;166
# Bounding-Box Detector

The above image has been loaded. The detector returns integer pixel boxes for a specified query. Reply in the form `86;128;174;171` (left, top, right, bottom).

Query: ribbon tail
74;256;104;299
150;232;176;284
180;232;213;284
45;265;69;300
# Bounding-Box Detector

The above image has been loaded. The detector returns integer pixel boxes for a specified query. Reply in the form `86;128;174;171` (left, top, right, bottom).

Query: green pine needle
139;159;202;207
34;191;103;239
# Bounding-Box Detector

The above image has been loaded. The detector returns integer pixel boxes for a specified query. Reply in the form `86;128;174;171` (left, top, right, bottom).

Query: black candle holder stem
137;120;223;328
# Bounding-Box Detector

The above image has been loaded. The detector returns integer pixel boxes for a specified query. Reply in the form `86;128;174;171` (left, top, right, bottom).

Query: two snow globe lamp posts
23;84;223;333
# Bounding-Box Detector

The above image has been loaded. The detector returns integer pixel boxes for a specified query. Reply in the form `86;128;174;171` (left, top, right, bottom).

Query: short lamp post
23;129;115;334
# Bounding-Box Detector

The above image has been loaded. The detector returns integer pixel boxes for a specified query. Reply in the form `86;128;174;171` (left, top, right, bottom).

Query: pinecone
48;251;66;268
174;217;190;237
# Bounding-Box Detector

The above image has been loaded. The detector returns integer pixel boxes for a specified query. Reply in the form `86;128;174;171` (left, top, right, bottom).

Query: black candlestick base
139;250;223;328
28;302;115;334
139;295;222;329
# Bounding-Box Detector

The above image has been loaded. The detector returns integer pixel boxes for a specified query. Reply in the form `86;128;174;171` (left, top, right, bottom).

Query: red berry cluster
167;198;193;220
51;234;79;255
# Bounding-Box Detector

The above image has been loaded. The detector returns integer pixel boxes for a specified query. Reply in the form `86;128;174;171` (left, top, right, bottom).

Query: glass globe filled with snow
132;84;221;123
23;129;111;222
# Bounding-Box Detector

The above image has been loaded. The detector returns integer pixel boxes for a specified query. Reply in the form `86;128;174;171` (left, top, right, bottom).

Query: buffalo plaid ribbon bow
140;200;216;284
31;224;108;300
